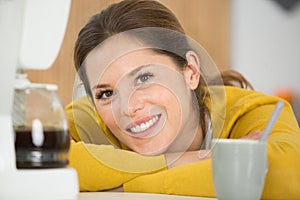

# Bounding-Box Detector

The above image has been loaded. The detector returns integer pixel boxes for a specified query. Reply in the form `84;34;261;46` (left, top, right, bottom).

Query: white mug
212;139;268;200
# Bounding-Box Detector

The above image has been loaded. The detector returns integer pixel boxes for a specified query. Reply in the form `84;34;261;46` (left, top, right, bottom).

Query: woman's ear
184;51;200;90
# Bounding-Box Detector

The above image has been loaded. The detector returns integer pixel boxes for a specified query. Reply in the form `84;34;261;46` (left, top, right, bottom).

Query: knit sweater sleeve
68;141;166;191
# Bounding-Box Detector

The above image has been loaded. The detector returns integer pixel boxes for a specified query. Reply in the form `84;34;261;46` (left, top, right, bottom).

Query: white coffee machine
0;0;78;199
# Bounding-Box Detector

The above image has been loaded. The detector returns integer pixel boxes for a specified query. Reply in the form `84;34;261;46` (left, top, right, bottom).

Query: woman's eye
95;90;114;100
136;73;153;85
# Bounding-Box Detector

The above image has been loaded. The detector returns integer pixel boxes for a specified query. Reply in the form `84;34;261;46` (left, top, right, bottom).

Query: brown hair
74;0;253;140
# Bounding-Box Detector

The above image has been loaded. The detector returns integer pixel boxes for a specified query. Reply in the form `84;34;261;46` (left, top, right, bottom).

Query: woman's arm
68;141;166;191
165;130;263;169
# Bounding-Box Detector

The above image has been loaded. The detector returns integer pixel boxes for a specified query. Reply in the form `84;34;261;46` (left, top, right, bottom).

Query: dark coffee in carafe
14;126;70;168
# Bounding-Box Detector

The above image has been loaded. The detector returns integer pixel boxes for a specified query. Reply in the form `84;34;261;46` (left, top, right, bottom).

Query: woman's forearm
165;150;211;169
165;130;262;169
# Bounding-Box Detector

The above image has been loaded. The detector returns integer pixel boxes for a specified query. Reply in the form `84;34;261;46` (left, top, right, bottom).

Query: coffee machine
0;0;78;199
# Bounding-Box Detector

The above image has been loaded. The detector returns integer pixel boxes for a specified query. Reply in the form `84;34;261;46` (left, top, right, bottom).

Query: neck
187;125;203;151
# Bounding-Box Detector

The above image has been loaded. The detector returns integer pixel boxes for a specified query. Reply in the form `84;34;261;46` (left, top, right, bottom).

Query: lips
126;114;161;138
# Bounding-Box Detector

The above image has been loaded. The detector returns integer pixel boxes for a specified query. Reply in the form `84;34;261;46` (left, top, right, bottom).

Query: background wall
230;0;300;96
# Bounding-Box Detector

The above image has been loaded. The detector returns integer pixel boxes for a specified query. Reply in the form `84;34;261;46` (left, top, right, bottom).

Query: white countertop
78;192;216;200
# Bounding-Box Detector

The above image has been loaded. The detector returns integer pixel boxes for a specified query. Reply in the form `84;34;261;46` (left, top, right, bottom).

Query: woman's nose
122;91;145;117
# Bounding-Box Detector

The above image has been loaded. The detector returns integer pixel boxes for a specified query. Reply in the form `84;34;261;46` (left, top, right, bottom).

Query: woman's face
85;46;201;155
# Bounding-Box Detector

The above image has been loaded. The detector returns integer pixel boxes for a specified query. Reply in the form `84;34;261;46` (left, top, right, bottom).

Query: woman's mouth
126;114;161;138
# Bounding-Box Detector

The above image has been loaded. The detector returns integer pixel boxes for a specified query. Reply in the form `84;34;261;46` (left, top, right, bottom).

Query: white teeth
130;115;159;133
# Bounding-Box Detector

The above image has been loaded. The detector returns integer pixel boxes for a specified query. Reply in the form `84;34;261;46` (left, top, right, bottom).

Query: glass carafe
12;82;70;168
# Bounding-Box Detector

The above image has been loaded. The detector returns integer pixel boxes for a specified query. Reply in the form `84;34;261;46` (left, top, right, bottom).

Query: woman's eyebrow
92;83;110;90
92;64;154;89
128;64;153;77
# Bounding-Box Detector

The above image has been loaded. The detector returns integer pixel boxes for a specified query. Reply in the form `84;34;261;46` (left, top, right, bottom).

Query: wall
230;0;300;95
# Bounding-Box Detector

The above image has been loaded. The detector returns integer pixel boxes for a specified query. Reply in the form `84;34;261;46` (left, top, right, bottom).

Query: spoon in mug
260;101;284;142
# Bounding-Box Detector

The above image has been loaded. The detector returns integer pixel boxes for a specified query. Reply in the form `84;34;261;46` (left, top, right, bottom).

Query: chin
135;145;168;156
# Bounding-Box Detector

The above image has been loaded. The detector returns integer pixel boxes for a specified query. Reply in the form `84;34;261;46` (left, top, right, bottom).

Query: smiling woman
66;0;300;198
89;47;201;155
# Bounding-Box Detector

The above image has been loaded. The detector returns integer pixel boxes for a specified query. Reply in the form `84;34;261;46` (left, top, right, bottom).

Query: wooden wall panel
160;0;229;69
25;0;229;106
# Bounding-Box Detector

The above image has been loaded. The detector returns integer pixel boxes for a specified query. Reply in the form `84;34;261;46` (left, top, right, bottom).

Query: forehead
84;37;180;88
84;34;143;82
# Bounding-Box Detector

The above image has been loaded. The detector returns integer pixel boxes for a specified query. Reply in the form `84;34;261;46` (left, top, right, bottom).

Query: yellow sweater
66;86;300;199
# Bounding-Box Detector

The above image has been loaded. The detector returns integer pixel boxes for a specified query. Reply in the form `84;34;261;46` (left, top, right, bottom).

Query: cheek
151;86;183;125
146;86;180;109
96;105;117;130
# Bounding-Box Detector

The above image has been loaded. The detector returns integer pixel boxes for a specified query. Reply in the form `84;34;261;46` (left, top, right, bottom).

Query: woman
67;0;300;198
